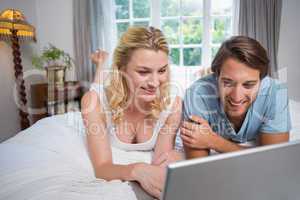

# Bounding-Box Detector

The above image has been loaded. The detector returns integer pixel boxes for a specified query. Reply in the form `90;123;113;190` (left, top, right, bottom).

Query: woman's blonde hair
105;26;170;123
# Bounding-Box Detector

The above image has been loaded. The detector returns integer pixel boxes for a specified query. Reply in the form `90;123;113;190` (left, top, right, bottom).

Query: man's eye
223;81;233;87
243;84;256;89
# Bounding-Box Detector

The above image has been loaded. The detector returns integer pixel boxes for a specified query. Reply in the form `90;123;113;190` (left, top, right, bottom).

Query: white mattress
0;100;299;200
0;112;153;200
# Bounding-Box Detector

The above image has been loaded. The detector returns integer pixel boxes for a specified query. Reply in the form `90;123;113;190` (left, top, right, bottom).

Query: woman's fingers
141;183;161;199
151;186;162;199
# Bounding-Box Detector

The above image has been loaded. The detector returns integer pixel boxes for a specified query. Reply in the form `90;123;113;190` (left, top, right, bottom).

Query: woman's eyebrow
137;64;168;70
137;66;151;70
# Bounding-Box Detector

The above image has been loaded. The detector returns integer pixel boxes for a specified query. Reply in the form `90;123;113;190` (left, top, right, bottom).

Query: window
115;0;234;68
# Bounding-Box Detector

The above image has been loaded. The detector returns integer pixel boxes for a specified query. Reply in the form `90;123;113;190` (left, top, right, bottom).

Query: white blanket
0;112;153;200
0;100;299;200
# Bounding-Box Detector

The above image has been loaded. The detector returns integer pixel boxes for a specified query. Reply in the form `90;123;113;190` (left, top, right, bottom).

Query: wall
278;0;300;101
0;0;74;142
35;0;75;80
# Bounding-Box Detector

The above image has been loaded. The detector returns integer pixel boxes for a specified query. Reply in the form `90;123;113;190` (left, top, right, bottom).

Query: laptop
162;140;300;200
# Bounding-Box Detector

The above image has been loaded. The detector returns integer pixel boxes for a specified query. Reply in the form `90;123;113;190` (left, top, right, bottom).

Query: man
180;36;291;158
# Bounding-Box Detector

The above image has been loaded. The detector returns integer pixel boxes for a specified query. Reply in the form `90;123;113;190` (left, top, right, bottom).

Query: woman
81;26;182;199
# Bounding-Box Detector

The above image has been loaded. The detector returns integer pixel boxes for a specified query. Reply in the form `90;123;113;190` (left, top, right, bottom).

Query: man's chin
226;109;247;119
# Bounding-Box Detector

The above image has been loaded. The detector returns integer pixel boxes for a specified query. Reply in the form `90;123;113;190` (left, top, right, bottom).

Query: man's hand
180;115;217;150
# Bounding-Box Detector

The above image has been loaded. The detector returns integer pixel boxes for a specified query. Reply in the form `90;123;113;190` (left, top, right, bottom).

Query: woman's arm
152;96;184;166
81;89;165;198
81;91;137;180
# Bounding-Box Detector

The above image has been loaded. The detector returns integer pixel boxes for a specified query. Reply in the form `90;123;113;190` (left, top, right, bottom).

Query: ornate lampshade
0;8;36;41
0;8;36;130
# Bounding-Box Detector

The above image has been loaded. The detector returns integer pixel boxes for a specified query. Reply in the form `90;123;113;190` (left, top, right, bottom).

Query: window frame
115;0;234;69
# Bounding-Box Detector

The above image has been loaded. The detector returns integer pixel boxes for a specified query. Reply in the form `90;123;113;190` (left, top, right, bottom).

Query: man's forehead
220;76;259;83
219;59;260;82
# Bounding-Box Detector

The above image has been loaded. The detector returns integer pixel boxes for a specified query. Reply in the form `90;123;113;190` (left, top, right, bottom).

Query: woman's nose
147;74;160;88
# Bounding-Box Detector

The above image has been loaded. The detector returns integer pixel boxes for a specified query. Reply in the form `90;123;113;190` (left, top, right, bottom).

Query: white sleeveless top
90;83;173;151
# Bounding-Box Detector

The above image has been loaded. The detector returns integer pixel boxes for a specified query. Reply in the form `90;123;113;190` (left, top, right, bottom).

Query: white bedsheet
0;100;299;200
0;112;153;200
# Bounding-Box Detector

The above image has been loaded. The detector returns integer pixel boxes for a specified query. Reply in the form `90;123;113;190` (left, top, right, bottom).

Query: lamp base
11;29;30;130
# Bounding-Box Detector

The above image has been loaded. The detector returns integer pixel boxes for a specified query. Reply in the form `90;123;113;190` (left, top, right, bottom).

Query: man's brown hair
211;36;270;79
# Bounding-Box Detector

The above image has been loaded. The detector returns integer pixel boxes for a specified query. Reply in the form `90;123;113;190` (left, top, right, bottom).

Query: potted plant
32;43;74;84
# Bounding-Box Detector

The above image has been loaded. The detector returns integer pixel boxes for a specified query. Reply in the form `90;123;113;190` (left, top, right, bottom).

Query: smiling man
180;36;291;158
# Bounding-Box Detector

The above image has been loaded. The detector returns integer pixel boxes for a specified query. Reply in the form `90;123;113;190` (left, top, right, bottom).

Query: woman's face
124;48;169;104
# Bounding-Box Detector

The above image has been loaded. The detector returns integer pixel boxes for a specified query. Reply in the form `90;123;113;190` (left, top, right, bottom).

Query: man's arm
209;132;289;153
258;132;289;145
184;147;210;159
181;115;290;155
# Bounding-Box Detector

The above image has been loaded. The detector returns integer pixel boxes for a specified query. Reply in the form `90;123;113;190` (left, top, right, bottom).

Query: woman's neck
126;98;152;115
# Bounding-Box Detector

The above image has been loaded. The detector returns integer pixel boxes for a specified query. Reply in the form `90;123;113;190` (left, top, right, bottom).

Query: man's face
218;58;261;120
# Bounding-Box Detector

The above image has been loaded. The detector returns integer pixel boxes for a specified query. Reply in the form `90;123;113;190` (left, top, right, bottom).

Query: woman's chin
138;94;157;102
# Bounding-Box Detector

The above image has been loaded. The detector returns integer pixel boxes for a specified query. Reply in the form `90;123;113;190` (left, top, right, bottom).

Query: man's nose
230;86;244;102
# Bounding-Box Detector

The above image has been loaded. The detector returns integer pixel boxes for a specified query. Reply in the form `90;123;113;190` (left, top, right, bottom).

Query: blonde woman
81;27;182;199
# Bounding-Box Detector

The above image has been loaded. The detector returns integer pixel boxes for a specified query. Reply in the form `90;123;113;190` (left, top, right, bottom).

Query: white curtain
73;0;117;82
232;0;240;35
89;0;117;69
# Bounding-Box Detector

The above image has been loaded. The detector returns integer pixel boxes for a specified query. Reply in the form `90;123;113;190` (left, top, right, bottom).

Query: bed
0;99;299;200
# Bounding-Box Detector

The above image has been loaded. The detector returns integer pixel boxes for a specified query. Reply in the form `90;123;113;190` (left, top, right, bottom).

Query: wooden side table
30;81;83;124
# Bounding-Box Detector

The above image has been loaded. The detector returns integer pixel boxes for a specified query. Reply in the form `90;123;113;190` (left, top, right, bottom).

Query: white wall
0;0;74;142
35;0;75;81
278;0;300;101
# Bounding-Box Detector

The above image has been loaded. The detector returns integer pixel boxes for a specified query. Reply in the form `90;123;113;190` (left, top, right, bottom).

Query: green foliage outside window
115;0;232;67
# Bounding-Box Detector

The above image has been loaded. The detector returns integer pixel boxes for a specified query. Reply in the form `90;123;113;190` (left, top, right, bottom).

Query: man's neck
228;114;246;133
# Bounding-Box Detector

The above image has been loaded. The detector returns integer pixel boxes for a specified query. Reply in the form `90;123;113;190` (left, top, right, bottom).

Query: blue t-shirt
182;73;292;143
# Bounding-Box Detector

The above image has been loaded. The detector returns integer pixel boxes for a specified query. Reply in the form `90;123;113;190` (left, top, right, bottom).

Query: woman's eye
138;71;149;75
138;71;147;74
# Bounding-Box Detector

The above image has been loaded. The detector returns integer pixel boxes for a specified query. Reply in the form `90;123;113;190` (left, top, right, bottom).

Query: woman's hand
132;163;166;199
152;150;183;168
90;49;108;84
